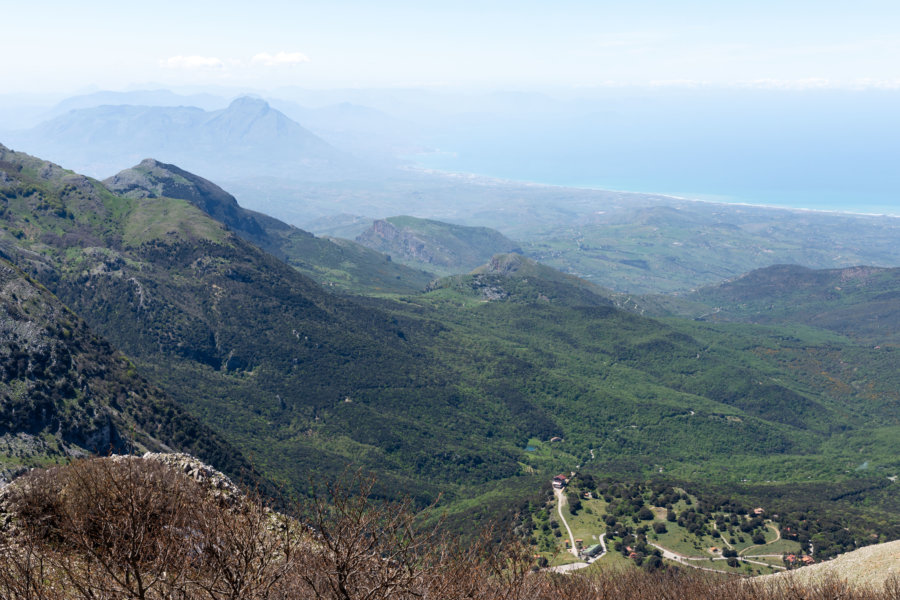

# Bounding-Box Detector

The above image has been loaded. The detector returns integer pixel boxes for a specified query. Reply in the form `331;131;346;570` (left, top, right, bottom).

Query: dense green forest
0;144;896;540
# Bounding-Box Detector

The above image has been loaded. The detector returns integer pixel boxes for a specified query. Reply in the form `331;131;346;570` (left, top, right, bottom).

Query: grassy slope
104;160;434;295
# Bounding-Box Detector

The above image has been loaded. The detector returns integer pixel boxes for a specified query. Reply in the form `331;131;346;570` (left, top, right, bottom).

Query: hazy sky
5;1;900;94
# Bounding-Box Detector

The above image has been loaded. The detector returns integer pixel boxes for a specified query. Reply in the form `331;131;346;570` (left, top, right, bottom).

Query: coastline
403;164;900;220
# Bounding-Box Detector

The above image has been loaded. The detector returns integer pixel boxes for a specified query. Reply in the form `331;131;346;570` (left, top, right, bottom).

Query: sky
4;1;900;94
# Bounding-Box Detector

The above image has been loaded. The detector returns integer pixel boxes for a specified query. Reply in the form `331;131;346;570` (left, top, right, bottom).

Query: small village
535;473;811;576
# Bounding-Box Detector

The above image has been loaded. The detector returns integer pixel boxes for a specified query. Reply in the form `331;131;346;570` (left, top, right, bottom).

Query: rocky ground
755;540;900;591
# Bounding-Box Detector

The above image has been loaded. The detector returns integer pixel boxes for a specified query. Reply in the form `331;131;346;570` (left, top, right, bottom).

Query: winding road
544;477;784;575
554;487;580;558
649;543;786;572
650;520;788;573
547;486;609;573
739;523;781;556
649;543;733;574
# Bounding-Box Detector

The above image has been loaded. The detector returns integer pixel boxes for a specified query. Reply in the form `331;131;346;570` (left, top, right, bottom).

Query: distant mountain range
5;90;897;301
48;89;229;115
4;97;372;181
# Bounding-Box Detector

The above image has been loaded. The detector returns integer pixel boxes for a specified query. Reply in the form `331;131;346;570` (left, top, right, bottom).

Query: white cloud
160;55;225;70
740;78;832;90
851;78;900;90
648;79;710;88
251;51;310;67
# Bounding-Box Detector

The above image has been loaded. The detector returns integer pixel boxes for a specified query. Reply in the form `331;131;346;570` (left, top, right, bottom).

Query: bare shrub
2;457;202;598
1;458;897;600
0;456;298;600
291;472;440;600
186;492;299;600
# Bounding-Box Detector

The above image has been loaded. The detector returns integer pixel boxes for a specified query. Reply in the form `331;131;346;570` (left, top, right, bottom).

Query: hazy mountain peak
5;98;362;181
226;96;270;113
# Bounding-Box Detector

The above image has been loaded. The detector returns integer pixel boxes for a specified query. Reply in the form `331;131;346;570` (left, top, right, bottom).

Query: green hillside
229;176;900;295
644;264;900;344
356;215;522;276
516;204;900;294
1;144;897;530
428;253;614;307
104;159;435;295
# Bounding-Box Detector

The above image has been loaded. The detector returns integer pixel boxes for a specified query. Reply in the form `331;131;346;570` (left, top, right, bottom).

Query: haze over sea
414;152;898;216
3;2;899;218
412;88;900;217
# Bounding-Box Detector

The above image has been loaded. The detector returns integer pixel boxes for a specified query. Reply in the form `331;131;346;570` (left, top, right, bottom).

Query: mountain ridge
4;97;366;181
643;263;900;344
426;253;614;306
103;159;435;294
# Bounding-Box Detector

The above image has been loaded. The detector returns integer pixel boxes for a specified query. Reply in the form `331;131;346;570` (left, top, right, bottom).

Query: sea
413;152;899;217
411;88;900;217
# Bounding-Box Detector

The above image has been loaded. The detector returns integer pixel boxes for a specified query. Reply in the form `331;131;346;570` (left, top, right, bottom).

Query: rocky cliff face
0;257;255;485
358;219;442;265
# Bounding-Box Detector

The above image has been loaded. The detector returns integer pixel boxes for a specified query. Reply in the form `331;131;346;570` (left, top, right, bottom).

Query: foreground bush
0;457;896;600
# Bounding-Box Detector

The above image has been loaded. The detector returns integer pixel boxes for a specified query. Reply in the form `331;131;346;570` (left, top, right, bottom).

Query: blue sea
416;151;899;216
413;89;900;216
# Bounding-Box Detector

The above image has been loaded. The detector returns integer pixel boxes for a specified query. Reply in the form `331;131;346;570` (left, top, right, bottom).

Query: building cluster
784;554;816;566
